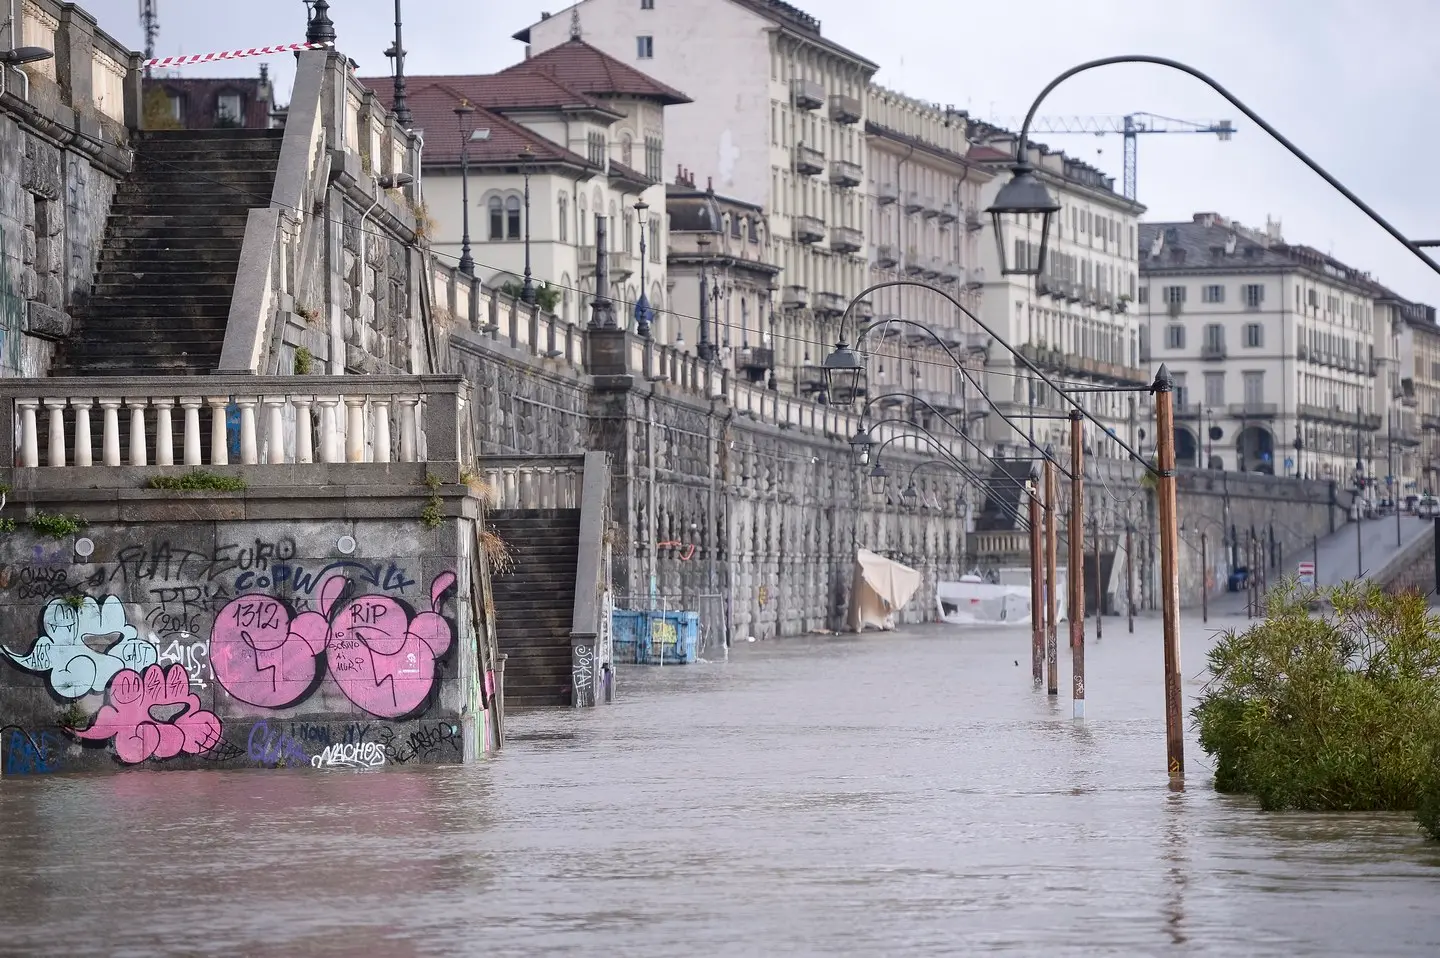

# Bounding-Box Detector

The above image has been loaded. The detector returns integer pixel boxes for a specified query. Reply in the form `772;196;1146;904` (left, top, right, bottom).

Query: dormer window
216;92;243;127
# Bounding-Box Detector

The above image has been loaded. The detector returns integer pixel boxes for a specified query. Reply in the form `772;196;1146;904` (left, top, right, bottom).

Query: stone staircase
55;129;283;378
488;509;582;708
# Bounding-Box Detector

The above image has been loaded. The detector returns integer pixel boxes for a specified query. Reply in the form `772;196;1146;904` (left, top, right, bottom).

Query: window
1137;286;1149;305
731;212;742;239
1202;284;1225;304
748;217;760;244
505;196;521;240
620;134;633;168
1165;324;1185;349
636;35;654;59
1163;285;1187;305
587;132;606;167
644;135;663;182
1243;283;1264;308
215;92;243;126
487;197;504;240
624;212;634;254
1203;323;1225;352
558;193;568;242
641;0;655;7
1173;371;1189;407
168;93;185;120
1204;371;1225;407
649;220;661;263
1244;323;1263;348
1243;371;1264;406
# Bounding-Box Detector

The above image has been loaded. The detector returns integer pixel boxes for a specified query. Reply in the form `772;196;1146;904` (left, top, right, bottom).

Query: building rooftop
500;37;691;106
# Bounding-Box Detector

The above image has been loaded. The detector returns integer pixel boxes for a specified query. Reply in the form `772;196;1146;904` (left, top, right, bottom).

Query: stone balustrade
482;456;585;510
0;375;468;471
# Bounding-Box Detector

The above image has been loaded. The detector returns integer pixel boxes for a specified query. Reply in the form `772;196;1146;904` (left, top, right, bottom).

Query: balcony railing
830;158;862;188
814;291;846;316
904;191;924;214
793;214;825;244
830;225;863;254
829;94;862;125
877;182;899;205
792;78;825;110
1298;403;1383;430
1;375;467;471
874;244;899;269
1227;402;1278;418
782;285;809;309
795;143;825;176
739;346;775;372
579;247;631;278
1200;343;1227;360
1175;403;1202;419
938;202;958;224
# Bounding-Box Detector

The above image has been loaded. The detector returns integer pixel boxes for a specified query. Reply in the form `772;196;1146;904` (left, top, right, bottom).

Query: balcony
1167;300;1183;317
1200;343;1227;361
814;291;846;317
965;396;991;420
904;191;924;214
829;93;862;125
937;261;962;283
938;202;958;224
795;143;825;176
830;225;863;254
791;78;825;111
1227;402;1278;418
1175;403;1202;419
1297;344;1309;361
1424;414;1440;432
1298;403;1383;430
877;182;899;205
903;249;925;275
921;197;940;219
793;214;825;244
964;268;986;289
1065;282;1082;303
781;285;809;310
577;247;632;279
922;256;943;279
874;244;899;269
830;158;862;188
965;209;983;232
853;299;874;321
964;331;990;354
797;364;826;394
739;346;775;374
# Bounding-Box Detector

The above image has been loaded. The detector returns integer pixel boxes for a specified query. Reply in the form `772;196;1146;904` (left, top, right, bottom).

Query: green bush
1195;581;1440;836
29;512;85;540
148;471;247;492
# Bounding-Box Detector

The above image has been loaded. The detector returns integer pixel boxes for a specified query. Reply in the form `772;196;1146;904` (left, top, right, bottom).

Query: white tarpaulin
936;572;1068;626
847;549;922;632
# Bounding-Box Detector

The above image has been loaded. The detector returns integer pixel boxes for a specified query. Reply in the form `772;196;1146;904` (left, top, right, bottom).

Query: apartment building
516;0;877;384
968;125;1148;455
366;35;685;327
1138;213;1388;483
1379;293;1439;495
861;88;994;435
1411;311;1440;493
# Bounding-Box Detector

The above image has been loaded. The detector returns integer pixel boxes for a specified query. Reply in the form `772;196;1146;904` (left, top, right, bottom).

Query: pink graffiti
328;572;456;718
210;576;344;708
70;664;222;764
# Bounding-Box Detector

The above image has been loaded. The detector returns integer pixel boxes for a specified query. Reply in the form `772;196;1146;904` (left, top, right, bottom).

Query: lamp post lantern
866;462;890;498
984;163;1061;277
518;147;537;305
696;236;716;362
634;200;653;337
304;0;336;46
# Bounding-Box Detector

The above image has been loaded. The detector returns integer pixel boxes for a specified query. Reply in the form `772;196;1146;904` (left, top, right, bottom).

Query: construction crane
989;113;1235;201
139;0;158;76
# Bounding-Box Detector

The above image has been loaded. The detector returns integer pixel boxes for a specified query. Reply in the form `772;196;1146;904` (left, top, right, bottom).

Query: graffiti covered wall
0;517;492;775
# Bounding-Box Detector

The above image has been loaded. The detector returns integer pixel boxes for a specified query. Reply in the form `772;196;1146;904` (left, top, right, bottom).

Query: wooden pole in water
1069;410;1086;720
1153;365;1185;787
1126;523;1135;634
1200;531;1208;624
1044;455;1059;697
1093;516;1103;640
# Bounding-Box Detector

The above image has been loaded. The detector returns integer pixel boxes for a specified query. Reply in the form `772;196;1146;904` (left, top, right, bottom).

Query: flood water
1;615;1438;957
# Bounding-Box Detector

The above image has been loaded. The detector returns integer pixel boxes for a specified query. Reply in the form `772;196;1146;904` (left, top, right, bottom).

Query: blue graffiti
3;726;65;775
246;721;311;768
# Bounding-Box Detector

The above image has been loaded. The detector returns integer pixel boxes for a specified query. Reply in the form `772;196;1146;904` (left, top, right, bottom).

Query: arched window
506;196;521;240
620;133;634;168
558;193;569;243
487;196;504;240
561;273;573;321
624;211;634;254
578;194;589;246
609;201;618;250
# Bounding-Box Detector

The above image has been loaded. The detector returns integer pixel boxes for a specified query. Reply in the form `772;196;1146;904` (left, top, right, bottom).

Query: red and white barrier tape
145;40;333;69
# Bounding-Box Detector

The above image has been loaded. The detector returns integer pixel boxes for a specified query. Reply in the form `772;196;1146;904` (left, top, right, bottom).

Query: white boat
936;571;1068;626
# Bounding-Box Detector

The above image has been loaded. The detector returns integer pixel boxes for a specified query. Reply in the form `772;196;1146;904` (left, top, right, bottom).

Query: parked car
1420;495;1440;519
1228;567;1249;592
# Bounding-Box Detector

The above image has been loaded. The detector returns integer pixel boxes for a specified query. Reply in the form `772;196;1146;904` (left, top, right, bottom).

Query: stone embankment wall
0;476;494;776
1376;524;1436;595
0;1;138;379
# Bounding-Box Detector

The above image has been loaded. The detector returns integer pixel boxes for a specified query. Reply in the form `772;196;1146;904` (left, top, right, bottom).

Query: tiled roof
363;72;622;119
390;81;598;170
500;38;691;105
1139;220;1296;274
966;145;1012;163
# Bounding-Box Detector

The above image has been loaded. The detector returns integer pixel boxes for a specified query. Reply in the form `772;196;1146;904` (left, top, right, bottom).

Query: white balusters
98;399;122;467
236;397;259;465
263;397;287;465
207;396;229;466
73;399;92;467
344;397;367;462
43;399;66;468
397;395;419;462
315;396;342;463
153;399;175;466
16;398;39;468
292;396;314;464
180;398;203;466
372;398;392;463
126;398;148;467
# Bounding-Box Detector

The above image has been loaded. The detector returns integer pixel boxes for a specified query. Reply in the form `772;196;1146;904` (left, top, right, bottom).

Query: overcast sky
94;0;1440;304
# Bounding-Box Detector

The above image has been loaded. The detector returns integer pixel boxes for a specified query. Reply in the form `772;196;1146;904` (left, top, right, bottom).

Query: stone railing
11;0;140;141
481;455;585;510
0;375;468;471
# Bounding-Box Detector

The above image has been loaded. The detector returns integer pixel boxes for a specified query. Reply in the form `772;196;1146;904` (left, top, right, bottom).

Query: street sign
1297;560;1315;589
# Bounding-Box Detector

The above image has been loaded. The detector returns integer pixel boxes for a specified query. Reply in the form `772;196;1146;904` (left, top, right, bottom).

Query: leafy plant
29;512;86;540
0;518;14;533
293;345;315;375
148;471;248;492
421;473;445;529
500;280;563;313
57;701;86;729
408;200;436;242
61;593;85;611
1194;581;1440;832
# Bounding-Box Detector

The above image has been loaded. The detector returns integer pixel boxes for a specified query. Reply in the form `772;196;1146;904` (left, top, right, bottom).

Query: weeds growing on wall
29;512;86;540
148;471;248;492
56;701;85;729
480;526;515;576
1195;580;1440;839
421;473;445;529
459;470;498;506
293;345;315;375
408;201;436;242
294;304;320;325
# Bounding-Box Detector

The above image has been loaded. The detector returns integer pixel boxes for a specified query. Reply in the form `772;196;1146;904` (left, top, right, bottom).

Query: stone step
506;694;572;709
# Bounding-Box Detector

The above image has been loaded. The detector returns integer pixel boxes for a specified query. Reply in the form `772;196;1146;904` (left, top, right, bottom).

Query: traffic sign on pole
1297;560;1315;589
